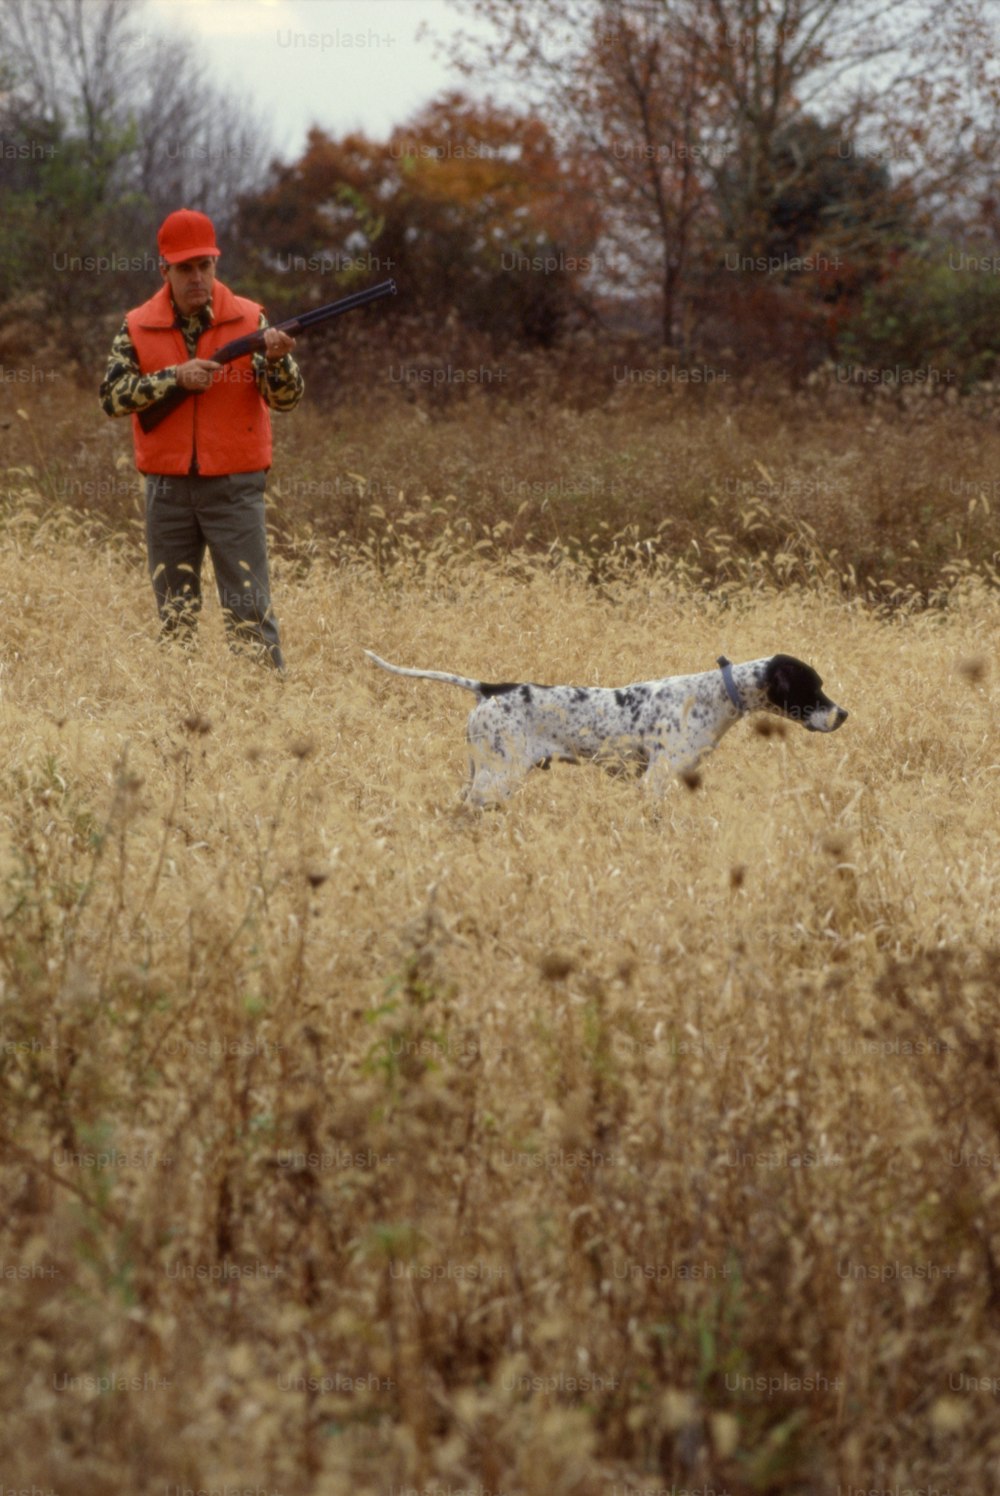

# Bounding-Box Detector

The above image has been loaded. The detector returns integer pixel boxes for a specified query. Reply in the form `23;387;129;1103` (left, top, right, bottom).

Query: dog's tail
365;649;484;695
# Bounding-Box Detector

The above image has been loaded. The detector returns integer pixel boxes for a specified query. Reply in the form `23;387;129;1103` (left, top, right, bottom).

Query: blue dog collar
717;656;744;715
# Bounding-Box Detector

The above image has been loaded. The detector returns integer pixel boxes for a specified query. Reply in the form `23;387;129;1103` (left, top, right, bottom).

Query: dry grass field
2;385;1000;1495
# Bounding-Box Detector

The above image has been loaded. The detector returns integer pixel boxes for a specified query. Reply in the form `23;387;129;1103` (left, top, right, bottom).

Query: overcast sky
145;0;491;159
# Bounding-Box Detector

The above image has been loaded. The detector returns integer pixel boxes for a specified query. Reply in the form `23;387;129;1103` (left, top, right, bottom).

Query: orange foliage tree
234;94;605;348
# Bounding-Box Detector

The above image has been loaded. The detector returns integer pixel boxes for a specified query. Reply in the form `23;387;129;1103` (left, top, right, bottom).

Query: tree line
2;0;999;388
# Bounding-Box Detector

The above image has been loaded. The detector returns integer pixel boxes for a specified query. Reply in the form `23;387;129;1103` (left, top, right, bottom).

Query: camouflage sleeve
99;320;180;417
253;314;305;412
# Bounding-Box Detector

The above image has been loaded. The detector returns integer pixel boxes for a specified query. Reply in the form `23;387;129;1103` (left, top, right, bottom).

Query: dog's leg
640;750;679;796
466;763;514;807
466;738;530;807
642;728;708;792
465;710;533;807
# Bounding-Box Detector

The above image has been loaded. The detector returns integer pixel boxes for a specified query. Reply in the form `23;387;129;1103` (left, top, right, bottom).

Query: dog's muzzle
805;705;849;732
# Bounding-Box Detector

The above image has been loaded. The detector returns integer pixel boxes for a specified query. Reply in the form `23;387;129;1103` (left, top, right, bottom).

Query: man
100;208;303;671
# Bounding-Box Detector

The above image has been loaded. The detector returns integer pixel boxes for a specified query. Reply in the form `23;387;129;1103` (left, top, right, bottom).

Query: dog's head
763;655;848;732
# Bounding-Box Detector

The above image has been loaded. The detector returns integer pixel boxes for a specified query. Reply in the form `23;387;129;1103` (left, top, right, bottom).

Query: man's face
162;255;217;316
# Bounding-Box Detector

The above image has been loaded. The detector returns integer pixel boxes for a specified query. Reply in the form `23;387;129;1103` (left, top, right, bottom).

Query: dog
365;650;847;806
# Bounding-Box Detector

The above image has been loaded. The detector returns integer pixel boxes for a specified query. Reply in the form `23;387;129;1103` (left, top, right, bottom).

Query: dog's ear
767;656;794;697
765;655;821;716
766;654;799;701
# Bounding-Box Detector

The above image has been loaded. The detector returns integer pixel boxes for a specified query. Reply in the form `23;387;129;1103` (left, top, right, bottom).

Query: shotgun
137;277;397;433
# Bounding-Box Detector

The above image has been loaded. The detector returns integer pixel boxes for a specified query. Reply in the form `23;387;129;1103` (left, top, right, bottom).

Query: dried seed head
753;717;787;739
182;713;212;735
539;952;575;982
957;655;987;685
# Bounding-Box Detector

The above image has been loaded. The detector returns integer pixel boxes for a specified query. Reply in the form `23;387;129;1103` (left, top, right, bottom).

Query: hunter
100;208;303;671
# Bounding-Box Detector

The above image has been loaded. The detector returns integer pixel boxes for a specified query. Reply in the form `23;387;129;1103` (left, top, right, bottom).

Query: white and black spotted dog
365;650;848;806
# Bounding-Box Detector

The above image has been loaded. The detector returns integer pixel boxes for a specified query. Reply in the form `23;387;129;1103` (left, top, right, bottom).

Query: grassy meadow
2;379;1000;1495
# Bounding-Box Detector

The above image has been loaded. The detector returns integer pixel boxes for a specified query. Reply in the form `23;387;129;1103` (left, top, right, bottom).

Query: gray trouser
144;469;284;671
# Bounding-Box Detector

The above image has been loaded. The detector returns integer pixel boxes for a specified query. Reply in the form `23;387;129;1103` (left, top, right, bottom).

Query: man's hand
263;327;296;362
176;357;222;390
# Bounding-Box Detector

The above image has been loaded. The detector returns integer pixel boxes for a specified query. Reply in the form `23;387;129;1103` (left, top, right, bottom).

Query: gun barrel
281;278;397;333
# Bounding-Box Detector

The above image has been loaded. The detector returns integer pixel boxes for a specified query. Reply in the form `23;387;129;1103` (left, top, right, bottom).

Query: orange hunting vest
127;281;272;476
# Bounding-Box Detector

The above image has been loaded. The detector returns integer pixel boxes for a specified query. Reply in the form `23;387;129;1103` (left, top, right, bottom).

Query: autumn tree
441;0;1000;350
236;94;605;347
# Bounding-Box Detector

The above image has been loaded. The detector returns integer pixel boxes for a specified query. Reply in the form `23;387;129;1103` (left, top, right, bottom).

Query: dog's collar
717;656;744;715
